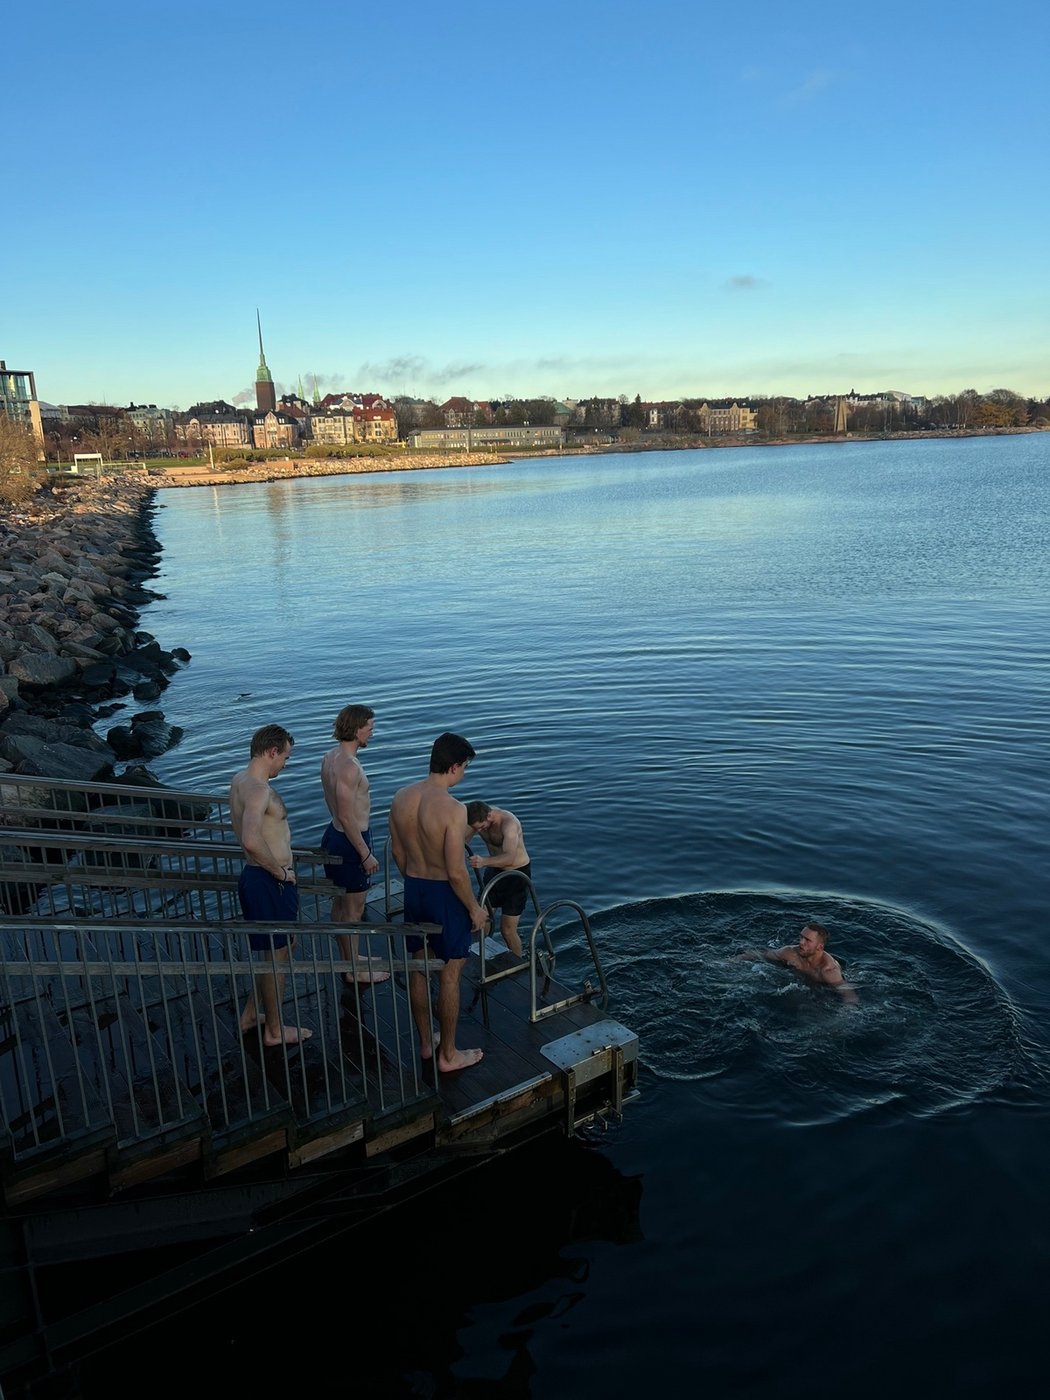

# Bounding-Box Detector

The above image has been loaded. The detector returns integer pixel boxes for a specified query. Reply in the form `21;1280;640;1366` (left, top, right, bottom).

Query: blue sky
5;0;1048;408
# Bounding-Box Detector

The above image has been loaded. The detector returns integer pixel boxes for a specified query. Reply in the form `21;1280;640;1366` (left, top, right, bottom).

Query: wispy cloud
356;355;484;389
783;68;837;106
723;274;768;291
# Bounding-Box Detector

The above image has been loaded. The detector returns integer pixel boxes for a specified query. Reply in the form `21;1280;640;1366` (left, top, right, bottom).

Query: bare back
390;778;467;880
479;808;529;868
321;745;370;834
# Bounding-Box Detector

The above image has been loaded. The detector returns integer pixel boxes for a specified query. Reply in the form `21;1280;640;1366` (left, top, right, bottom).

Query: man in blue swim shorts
389;732;489;1073
231;725;312;1048
320;704;389;987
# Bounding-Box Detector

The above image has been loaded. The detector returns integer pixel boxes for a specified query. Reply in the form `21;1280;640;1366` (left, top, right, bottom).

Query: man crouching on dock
231;724;312;1046
389;732;489;1072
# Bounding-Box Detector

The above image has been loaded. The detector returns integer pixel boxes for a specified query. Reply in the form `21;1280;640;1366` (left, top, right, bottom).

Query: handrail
527;899;608;1023
474;867;555;987
0;920;443;1175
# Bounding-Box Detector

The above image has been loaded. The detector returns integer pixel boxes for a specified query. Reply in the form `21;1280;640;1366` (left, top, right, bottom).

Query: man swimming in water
739;922;857;1001
465;800;532;958
389;732;489;1072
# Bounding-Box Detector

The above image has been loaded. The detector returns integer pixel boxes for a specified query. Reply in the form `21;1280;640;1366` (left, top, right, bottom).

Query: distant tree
983;388;1029;427
622;397;647;429
0;415;41;504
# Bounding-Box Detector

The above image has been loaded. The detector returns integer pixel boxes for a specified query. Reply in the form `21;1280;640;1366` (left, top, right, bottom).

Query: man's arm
470;815;524;871
819;959;859;1003
737;947;790;963
444;810;488;933
238;781;292;882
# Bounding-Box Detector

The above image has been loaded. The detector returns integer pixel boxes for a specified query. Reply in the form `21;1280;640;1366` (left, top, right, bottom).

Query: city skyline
6;0;1048;409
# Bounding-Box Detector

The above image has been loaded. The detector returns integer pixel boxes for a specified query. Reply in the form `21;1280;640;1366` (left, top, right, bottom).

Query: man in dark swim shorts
230;725;312;1048
389;732;489;1073
465;801;533;958
319;704;389;986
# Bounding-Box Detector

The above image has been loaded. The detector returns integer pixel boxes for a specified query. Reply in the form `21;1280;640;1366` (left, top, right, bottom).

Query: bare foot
437;1047;483;1073
344;968;391;986
262;1025;313;1047
240;1007;259;1034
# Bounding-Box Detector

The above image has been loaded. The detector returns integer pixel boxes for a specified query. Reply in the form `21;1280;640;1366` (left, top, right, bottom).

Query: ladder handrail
474;867;555;986
528;899;608;1022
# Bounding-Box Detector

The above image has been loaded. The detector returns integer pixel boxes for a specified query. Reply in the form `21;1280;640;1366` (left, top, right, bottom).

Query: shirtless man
389;732;489;1072
320;704;389;986
740;922;857;1001
231;724;312;1046
465;801;532;958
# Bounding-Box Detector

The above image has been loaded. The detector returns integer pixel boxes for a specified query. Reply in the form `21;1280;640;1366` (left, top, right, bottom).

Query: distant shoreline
147;424;1047;491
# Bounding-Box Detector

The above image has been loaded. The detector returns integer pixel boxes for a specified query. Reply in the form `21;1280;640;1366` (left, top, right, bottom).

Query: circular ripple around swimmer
560;891;1034;1124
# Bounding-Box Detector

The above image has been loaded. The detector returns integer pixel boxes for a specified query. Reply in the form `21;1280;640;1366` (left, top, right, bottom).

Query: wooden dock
0;773;638;1391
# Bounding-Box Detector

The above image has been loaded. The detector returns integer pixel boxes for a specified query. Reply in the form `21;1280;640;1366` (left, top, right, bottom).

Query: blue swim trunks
321;823;373;892
403;875;472;962
238;866;298;951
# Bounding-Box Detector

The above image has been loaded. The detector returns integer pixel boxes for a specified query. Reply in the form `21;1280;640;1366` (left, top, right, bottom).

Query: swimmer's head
800;921;829;952
466;800;493;831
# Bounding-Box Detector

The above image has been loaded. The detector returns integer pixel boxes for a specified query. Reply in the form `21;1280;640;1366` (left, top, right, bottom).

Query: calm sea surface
89;436;1050;1397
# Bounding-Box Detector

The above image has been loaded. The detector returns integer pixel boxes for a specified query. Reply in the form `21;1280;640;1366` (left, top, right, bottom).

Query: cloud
783;69;836;106
355;355;485;389
724;275;767;291
356;355;428;385
429;361;486;387
300;370;348;393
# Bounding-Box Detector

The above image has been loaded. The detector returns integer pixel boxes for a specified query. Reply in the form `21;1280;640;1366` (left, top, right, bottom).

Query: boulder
17;624;61;654
1;713;112;753
0;734;114;782
8;653;78;688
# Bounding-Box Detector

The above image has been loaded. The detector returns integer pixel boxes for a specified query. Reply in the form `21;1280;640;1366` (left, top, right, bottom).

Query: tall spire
312;375;321;406
254;310;276;413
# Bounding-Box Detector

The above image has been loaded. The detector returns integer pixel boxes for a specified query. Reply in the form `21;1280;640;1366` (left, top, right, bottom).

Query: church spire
254;310;276;413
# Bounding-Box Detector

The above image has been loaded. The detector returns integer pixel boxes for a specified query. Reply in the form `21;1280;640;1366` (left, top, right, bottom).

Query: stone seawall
150;451;507;489
0;478;190;783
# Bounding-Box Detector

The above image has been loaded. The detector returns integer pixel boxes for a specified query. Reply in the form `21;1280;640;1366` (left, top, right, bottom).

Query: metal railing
0;920;440;1175
0;826;337;924
0;772;232;841
525;900;608;1023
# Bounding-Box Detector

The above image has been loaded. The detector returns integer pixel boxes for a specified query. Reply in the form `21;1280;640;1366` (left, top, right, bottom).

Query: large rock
107;711;183;759
17;624;61;654
1;712;112;753
0;734;114;782
8;653;78;688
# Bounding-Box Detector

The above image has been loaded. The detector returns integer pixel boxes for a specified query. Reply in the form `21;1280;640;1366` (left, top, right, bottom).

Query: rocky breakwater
0;478;190;785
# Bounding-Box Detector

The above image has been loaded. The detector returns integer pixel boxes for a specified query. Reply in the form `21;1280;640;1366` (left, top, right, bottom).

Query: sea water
88;434;1050;1397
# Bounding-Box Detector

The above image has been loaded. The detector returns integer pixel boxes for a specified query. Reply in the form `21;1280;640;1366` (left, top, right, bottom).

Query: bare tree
0;416;41;505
